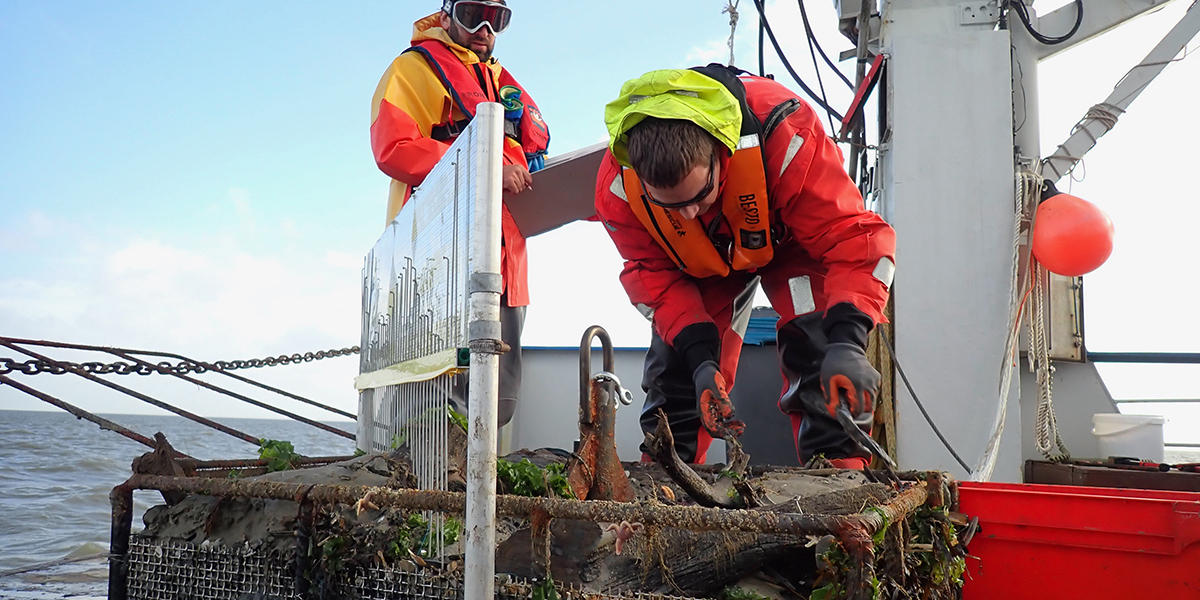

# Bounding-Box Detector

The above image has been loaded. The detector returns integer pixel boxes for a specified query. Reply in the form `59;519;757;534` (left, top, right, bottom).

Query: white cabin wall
1019;360;1118;462
879;0;1023;481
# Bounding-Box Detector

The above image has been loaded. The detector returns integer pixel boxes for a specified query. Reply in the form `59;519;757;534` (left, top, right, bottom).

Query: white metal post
465;102;504;600
879;0;1023;481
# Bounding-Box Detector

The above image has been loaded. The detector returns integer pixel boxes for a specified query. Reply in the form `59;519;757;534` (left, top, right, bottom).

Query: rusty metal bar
107;349;354;440
179;455;355;471
857;482;931;534
2;342;264;447
108;482;134;600
0;335;356;420
0;374;187;456
827;482;934;559
124;474;929;538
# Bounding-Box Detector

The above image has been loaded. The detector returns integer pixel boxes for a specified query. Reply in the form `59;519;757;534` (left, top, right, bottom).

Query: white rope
971;169;1036;481
723;0;740;67
1029;256;1071;461
1043;103;1123;181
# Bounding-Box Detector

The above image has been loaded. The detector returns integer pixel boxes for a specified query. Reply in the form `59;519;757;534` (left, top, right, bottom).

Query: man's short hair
625;117;716;188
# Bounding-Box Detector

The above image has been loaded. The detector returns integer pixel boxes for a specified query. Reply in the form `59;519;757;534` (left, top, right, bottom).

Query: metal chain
0;346;359;377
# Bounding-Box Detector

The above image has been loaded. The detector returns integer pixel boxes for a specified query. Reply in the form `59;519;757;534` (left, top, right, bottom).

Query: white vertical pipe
1011;3;1041;166
464;102;504;600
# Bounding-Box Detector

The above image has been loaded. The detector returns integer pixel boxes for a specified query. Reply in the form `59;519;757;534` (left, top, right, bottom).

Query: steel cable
750;0;845;122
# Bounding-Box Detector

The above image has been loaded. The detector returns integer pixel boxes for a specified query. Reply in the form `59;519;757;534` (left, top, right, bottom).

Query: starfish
353;489;379;516
604;521;644;555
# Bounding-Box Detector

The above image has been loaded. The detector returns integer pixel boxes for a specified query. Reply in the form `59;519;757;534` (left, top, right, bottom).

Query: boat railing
1088;351;1200;454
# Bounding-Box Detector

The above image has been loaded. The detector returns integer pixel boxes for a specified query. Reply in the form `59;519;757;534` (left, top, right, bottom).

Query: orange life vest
406;40;550;163
619;64;786;278
621;138;774;278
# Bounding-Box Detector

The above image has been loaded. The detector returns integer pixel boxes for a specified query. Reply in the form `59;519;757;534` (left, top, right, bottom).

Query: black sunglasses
644;153;716;209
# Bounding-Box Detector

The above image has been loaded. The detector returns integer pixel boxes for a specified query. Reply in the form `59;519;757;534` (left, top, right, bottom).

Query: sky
1;1;1198;442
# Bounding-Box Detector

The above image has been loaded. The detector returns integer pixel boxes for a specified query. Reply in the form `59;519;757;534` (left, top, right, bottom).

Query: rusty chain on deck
0;346;360;376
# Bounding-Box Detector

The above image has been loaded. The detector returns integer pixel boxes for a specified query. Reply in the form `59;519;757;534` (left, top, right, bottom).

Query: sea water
0;409;355;598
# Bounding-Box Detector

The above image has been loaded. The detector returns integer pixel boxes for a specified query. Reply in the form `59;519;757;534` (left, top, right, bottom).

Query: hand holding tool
692;360;745;440
834;404;898;470
820;342;880;419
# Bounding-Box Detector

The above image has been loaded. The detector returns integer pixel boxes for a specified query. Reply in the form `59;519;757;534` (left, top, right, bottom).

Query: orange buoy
1031;191;1114;276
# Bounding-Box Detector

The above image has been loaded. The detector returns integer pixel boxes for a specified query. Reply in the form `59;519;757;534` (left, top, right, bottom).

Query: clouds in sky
0;188;362;417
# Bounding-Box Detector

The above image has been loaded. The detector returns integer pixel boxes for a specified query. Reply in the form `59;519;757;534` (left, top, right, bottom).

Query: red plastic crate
959;481;1200;599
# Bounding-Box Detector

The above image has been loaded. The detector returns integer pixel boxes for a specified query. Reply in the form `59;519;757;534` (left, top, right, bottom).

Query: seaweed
257;439;300;472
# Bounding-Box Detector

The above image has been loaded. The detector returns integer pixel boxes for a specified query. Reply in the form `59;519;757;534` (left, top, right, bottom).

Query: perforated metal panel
357;116;485;477
359;142;478;375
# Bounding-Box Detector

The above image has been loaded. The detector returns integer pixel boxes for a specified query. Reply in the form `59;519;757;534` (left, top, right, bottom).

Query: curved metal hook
579;326;615;424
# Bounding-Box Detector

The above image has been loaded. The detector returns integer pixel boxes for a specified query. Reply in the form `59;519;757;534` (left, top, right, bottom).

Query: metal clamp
592;371;634;406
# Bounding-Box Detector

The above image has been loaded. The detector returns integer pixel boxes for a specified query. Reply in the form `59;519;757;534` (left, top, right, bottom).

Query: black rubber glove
691;360;745;439
819;303;880;418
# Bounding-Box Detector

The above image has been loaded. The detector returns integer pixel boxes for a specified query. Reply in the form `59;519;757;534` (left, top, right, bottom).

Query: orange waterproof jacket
595;75;895;343
370;13;538;307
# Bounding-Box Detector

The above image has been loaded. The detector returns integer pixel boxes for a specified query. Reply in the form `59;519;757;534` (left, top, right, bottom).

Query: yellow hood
605;69;742;167
411;12;483;65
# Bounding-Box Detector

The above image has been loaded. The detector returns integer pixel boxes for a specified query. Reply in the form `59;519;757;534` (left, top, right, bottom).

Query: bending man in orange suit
594;65;895;467
370;0;549;425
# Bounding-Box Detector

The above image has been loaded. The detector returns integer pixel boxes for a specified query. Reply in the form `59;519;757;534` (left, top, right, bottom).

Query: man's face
643;156;722;221
439;10;496;61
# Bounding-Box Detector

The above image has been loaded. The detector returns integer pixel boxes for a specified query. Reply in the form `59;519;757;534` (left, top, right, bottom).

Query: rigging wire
799;0;838;134
797;0;854;89
750;0;845;122
1010;0;1084;46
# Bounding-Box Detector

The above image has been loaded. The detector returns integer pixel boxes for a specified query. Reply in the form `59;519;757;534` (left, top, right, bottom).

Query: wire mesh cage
126;537;298;600
123;535;710;600
113;463;954;600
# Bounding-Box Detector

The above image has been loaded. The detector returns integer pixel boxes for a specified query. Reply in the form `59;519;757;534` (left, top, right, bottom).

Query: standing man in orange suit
370;0;549;426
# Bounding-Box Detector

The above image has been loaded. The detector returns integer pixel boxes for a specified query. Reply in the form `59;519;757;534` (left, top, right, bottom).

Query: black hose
758;9;766;77
1011;0;1083;46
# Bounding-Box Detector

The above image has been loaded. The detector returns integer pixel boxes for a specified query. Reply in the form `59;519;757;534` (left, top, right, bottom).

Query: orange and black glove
674;322;744;440
819;303;880;419
819;343;880;418
691;360;746;440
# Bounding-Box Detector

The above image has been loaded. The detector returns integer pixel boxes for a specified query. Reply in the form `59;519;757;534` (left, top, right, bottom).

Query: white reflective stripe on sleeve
730;277;760;339
635;303;655;322
610;172;628;202
735;134;760;150
788;275;817;316
781;134;805;177
872;257;896;289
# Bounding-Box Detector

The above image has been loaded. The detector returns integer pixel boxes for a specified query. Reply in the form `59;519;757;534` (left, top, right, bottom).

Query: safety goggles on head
645;153;716;209
443;0;512;35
